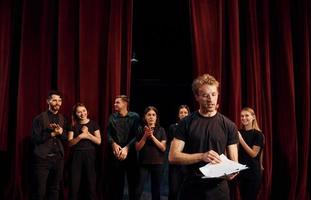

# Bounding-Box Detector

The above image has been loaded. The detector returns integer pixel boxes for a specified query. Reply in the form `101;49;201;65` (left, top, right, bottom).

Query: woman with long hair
167;105;190;200
67;103;101;200
238;107;264;200
135;106;167;200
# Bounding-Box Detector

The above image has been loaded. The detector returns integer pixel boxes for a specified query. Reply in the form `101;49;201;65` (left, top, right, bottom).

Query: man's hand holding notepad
199;154;248;178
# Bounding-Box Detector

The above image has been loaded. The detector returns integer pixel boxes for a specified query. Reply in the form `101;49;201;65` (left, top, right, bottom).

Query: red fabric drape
190;0;310;200
0;0;13;151
0;0;133;199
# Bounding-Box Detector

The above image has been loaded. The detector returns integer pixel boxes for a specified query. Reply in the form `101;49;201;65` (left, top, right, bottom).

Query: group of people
31;73;264;200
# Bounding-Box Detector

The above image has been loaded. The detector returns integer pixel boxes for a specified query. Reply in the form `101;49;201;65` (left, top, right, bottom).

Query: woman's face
145;109;157;126
75;106;88;121
240;110;254;127
178;108;189;120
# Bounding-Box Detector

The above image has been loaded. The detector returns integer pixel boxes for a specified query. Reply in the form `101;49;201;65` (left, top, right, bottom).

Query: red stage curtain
0;0;133;199
190;0;310;200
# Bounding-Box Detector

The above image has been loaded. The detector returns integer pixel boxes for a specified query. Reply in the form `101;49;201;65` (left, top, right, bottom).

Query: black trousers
136;164;163;200
69;150;97;200
179;178;229;200
168;164;182;200
108;152;138;200
239;176;262;200
32;154;64;200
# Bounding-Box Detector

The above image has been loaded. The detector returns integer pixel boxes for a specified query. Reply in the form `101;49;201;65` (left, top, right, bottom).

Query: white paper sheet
199;154;248;178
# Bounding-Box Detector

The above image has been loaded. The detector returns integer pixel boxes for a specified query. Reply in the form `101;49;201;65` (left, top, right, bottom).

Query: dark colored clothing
136;126;167;164
238;129;264;200
107;111;140;200
31;110;67;200
68;120;100;151
108;153;138;200
69;150;97;200
136;126;166;200
174;111;239;200
107;111;140;147
32;110;67;159
179;178;229;200
168;123;182;200
136;164;163;200
32;154;64;200
167;123;178;146
69;120;100;200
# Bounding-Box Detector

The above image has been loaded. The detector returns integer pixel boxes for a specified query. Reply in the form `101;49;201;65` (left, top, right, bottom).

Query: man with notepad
169;74;239;200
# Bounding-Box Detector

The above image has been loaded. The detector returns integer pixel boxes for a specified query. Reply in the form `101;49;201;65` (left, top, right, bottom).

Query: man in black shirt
169;74;239;200
31;90;67;200
107;95;140;200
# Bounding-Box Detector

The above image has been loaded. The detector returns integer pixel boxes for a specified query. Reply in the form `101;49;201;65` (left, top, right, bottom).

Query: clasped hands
78;126;91;139
143;126;154;140
112;143;128;161
49;123;63;136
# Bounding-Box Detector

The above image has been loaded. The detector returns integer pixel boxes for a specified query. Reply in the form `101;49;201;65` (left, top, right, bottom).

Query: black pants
136;164;163;200
239;177;262;200
69;150;97;200
32;154;64;200
179;178;229;200
168;164;182;200
108;152;138;200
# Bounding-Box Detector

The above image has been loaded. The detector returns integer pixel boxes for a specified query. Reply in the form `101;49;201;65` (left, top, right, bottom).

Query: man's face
47;94;62;113
114;98;127;112
195;84;219;112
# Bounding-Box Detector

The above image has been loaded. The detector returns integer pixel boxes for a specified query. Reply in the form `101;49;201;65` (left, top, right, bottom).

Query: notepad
199;154;248;178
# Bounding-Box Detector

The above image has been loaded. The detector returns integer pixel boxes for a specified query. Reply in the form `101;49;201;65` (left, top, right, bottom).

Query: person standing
167;105;190;200
31;90;67;200
169;74;239;200
135;106;167;200
107;95;140;200
68;103;101;200
238;107;264;200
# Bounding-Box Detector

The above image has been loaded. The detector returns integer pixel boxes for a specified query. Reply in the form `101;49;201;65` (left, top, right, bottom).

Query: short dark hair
47;90;63;100
116;95;129;104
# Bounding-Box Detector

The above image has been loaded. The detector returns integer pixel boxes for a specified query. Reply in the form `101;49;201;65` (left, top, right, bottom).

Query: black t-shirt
239;129;264;179
107;111;140;147
137;126;167;164
174;111;239;178
69;119;100;151
167;123;178;146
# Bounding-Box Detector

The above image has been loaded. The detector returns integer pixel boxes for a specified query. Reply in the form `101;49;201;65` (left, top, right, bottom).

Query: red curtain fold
0;0;12;151
0;0;133;199
190;0;310;200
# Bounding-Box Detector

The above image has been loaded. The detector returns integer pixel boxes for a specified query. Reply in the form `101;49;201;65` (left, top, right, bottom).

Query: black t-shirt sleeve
159;127;167;141
226;120;239;145
136;126;144;141
174;118;187;141
92;120;100;132
254;131;264;148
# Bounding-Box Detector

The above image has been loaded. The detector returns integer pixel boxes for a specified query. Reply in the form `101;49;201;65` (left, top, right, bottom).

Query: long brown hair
71;102;87;127
143;106;160;127
241;107;261;131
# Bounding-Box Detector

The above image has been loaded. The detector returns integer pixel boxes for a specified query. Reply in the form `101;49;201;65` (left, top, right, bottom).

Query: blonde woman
238;107;265;200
